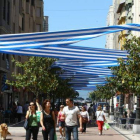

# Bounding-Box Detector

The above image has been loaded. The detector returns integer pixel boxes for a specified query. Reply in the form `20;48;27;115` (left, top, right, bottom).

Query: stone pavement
6;126;126;140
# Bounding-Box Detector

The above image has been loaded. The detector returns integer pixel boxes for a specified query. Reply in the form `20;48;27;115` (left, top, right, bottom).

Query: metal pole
110;95;114;115
134;95;140;124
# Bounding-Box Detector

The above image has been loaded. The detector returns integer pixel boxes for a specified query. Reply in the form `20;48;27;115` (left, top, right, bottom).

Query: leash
9;120;24;127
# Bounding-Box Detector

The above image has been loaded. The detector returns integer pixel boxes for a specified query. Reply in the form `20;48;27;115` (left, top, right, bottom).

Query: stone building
0;0;44;110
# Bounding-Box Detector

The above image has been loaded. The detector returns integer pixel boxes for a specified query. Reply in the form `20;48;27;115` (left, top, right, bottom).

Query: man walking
63;98;82;140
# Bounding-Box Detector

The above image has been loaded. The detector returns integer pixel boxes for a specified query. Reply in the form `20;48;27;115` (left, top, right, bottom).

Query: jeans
82;123;87;132
26;126;39;140
65;125;78;140
42;127;55;140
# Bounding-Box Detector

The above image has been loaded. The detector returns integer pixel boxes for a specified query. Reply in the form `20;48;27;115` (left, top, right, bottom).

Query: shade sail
0;23;140;51
0;23;138;90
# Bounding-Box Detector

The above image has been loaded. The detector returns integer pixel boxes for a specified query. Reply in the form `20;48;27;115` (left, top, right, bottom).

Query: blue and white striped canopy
0;23;139;90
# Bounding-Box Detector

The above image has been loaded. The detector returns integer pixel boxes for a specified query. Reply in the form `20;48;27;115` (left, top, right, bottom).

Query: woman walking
25;102;39;140
80;106;89;133
57;105;65;139
96;106;106;135
40;99;56;140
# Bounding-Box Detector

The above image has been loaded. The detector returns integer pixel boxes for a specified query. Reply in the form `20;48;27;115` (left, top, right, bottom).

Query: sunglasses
29;104;35;106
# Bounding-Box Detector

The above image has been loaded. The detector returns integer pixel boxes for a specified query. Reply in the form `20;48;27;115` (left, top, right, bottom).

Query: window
13;23;15;33
29;17;30;28
18;56;21;61
22;14;25;31
31;0;35;6
2;53;5;60
7;1;10;25
36;7;41;17
19;0;22;14
6;54;9;60
3;0;6;20
13;0;15;5
36;24;41;32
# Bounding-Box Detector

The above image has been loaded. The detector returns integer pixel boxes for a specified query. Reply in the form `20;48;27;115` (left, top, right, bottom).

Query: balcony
125;0;133;5
117;0;126;13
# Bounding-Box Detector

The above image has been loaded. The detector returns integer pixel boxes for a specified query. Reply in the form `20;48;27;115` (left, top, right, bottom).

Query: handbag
23;118;29;130
82;117;88;123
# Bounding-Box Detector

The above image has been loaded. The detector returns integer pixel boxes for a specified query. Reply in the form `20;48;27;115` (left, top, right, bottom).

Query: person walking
88;104;93;124
40;99;56;140
80;106;89;133
62;98;82;140
25;102;39;140
57;105;65;139
17;103;23;122
96;106;106;136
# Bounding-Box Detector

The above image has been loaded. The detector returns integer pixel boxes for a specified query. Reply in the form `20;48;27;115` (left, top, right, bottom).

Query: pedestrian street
6;126;125;140
6;121;140;140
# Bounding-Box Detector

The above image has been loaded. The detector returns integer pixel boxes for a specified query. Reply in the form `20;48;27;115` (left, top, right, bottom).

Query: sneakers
60;135;62;139
99;132;101;136
62;136;65;139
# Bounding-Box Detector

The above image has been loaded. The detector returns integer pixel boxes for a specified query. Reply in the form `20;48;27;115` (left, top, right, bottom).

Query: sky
44;0;113;98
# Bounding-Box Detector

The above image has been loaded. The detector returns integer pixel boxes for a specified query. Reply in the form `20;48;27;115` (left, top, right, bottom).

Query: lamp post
133;95;140;133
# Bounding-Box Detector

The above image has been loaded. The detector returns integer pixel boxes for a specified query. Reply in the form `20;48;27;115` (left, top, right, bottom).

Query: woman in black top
40;99;56;140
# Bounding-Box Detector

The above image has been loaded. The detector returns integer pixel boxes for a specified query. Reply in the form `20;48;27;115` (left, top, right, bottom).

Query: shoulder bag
23;118;29;130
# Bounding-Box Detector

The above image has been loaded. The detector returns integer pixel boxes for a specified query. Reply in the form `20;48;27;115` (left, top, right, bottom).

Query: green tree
7;57;61;97
7;56;79;99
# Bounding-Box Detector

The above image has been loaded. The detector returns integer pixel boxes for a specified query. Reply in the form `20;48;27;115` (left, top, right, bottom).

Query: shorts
58;121;65;127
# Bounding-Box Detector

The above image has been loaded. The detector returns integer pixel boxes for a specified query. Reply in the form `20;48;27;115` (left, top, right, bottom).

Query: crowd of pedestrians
23;98;109;140
0;98;109;140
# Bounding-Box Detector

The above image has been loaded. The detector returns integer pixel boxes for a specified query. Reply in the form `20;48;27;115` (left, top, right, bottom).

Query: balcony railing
117;0;126;13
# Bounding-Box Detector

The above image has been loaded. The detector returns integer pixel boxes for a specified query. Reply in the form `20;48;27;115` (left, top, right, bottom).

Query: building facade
108;0;140;112
106;6;114;49
0;0;44;110
44;16;49;31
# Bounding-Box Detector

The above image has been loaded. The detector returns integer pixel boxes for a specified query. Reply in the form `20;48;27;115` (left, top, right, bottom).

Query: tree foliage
7;56;78;98
90;36;140;99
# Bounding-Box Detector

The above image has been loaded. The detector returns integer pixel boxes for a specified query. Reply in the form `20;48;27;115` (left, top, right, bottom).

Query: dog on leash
0;123;11;140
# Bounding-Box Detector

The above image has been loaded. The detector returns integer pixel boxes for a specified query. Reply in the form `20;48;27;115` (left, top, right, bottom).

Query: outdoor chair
119;118;126;129
126;118;135;130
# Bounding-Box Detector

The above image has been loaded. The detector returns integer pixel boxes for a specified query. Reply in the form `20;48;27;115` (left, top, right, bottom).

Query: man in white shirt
63;98;82;140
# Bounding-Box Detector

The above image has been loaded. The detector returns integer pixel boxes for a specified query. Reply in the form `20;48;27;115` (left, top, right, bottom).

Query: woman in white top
80;106;89;133
96;106;105;135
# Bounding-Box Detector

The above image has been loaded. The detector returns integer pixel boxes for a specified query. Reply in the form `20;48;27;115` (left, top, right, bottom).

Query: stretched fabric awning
0;23;140;51
0;23;139;90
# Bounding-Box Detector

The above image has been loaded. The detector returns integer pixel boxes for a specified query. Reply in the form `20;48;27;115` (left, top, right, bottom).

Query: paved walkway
106;117;140;140
4;119;140;140
6;126;126;140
